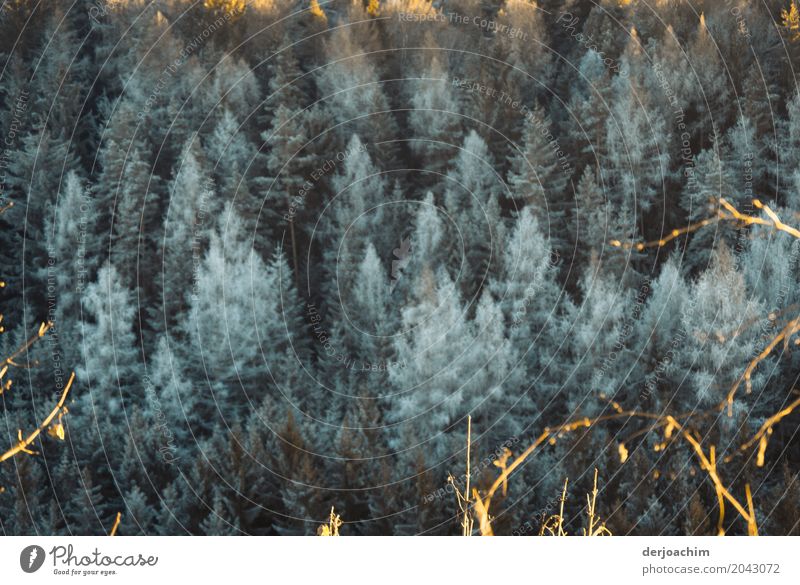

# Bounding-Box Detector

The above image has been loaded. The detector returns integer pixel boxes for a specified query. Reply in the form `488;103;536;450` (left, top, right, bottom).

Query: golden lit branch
610;217;720;250
472;488;493;536
478;428;551;523
666;417;757;535
722;316;800;415
472;408;760;536
2;321;53;370
733;394;800;466
473;411;640;534
746;199;800;239
477;409;665;519
725;303;799;344
745;484;757;537
609;197;800;250
309;0;327;21
472;196;800;536
0;372;75;463
109;512;122;536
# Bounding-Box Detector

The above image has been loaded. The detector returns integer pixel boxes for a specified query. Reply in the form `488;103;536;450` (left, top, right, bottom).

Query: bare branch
0;372;75;463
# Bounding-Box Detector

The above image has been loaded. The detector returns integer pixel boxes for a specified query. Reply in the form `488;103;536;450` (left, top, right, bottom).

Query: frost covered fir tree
208;108;255;206
159;141;216;330
407;56;463;179
186;205;306;422
506;104;571;254
41;171;97;366
111;145;162;291
566;50;613;176
318;134;388;312
317;28;399;164
443;131;504;302
490;207;566;424
78;262;139;417
387;267;493;448
604;30;669;218
672;245;763;417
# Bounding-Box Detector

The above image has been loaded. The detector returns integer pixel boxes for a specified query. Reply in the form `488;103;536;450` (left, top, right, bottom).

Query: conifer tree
79;261;139;415
407;56;463;178
507;104;571;252
443;131;504;300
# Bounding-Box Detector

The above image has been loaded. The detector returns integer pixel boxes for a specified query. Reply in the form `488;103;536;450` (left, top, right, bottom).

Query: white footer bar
1;536;797;584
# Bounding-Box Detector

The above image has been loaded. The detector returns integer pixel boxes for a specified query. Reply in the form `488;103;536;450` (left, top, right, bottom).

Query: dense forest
1;0;800;536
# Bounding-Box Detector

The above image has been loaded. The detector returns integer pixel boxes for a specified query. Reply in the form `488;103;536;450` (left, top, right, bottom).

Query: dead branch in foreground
0;372;75;463
1;202;76;467
470;199;800;536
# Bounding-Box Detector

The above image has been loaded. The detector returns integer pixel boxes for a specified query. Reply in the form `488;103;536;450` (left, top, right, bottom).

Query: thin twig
0;372;75;463
109;512;122;536
463;415;472;536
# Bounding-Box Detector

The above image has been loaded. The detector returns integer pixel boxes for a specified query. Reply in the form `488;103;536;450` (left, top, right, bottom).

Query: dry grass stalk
448;415;475;535
539;478;568;536
583;469;612;536
462;415;472;536
537;471;612;536
317;506;343;536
